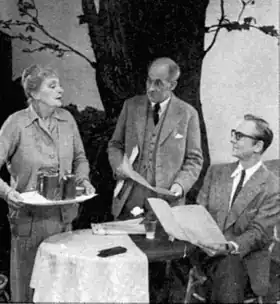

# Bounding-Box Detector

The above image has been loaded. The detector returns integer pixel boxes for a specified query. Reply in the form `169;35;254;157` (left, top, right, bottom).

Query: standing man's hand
170;183;184;198
115;166;130;180
115;154;133;180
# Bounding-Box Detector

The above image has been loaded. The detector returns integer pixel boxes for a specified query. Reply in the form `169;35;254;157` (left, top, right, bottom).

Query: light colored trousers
9;210;72;303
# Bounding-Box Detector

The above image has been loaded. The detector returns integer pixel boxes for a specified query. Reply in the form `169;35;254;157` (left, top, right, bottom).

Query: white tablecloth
30;229;149;303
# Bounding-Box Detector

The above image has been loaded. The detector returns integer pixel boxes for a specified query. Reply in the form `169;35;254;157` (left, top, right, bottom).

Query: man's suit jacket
108;94;203;218
197;162;280;296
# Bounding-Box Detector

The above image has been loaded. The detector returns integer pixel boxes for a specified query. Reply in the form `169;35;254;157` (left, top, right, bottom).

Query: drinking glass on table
145;220;157;240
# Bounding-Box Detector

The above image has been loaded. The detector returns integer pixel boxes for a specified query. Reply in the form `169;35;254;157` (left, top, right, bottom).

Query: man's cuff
228;241;240;255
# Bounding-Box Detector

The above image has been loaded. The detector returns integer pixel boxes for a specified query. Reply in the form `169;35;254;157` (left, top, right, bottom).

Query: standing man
108;57;203;220
192;114;280;303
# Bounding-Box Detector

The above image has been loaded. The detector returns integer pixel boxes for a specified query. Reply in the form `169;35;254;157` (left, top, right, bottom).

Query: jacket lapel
224;165;269;231
216;165;235;230
159;95;184;145
135;96;148;151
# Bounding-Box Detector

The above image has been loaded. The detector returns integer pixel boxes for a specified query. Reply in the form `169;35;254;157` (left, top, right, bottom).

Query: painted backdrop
0;0;279;163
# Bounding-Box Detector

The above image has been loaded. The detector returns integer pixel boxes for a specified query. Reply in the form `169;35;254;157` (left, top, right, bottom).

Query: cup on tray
36;168;77;200
144;220;157;240
42;172;61;200
61;173;76;199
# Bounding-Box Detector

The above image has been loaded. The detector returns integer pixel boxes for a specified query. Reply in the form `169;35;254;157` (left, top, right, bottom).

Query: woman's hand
7;189;24;210
82;180;96;195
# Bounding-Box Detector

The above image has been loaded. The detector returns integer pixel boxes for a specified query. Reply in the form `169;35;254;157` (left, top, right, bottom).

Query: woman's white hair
21;64;58;100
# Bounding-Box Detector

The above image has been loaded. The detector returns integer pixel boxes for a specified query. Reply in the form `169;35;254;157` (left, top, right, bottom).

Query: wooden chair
184;227;280;304
183;265;263;304
0;273;10;303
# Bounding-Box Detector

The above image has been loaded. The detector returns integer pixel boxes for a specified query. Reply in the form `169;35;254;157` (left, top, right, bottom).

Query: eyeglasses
146;77;170;90
231;129;260;141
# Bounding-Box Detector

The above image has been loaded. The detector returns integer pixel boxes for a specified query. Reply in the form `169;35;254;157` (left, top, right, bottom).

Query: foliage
203;0;279;55
0;0;95;67
0;0;278;66
63;104;116;225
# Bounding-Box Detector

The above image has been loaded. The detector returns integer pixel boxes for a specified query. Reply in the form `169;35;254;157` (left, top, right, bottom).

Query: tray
21;191;97;206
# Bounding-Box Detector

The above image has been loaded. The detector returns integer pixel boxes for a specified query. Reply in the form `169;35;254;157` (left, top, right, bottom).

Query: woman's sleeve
0;115;20;199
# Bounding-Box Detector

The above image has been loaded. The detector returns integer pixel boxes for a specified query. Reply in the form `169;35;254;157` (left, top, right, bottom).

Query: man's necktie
231;169;246;206
153;103;161;125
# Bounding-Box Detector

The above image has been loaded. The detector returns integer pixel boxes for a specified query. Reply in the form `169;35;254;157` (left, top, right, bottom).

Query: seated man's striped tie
231;169;246;206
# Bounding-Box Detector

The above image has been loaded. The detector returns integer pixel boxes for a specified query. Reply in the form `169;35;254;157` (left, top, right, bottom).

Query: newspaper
148;198;227;248
91;218;145;235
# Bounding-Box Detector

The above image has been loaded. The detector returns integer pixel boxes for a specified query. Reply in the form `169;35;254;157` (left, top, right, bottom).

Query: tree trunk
77;0;211;226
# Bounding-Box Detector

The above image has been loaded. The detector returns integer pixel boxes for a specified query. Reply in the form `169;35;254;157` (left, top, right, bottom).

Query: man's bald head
149;57;181;82
146;57;180;103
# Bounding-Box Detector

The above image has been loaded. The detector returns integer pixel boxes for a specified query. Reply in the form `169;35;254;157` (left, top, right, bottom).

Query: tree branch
237;0;254;22
206;21;279;39
203;0;225;56
204;0;279;56
1;0;97;68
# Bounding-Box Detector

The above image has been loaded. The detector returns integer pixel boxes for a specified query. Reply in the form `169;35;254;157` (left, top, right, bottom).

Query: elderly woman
0;64;95;302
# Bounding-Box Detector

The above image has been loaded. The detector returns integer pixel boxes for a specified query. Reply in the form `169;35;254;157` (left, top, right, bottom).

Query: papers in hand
114;145;139;198
148;198;227;255
91;218;146;235
114;145;177;199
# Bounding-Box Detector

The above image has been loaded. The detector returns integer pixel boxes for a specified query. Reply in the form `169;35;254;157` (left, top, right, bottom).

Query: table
131;226;187;302
131;227;186;262
30;227;187;303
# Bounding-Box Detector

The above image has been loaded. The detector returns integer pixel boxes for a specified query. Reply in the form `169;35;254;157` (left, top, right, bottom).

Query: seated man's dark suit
195;162;280;301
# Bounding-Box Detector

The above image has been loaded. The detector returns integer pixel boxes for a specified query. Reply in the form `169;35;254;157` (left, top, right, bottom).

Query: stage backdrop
0;0;278;164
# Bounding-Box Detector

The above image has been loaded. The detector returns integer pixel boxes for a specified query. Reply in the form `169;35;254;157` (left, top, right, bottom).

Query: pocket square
175;133;183;139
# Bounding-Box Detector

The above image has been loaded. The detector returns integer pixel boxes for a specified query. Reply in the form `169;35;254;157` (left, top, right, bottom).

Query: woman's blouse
0;105;90;199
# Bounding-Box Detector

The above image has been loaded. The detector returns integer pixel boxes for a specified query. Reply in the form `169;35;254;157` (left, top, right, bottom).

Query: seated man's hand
197;242;235;257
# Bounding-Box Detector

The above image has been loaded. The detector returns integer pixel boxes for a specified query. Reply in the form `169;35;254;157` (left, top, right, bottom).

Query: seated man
191;114;280;303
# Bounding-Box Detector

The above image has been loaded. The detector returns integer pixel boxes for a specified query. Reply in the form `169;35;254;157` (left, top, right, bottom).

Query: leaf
25;25;35;32
23;2;35;10
259;25;279;37
224;21;242;32
244;17;256;25
22;48;32;52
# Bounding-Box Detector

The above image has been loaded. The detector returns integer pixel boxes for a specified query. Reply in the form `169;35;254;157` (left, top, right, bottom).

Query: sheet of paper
114;145;139;198
148;198;227;247
115;151;177;199
147;198;188;240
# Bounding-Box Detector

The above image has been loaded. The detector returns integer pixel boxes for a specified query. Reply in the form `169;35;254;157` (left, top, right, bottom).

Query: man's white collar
231;160;263;178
